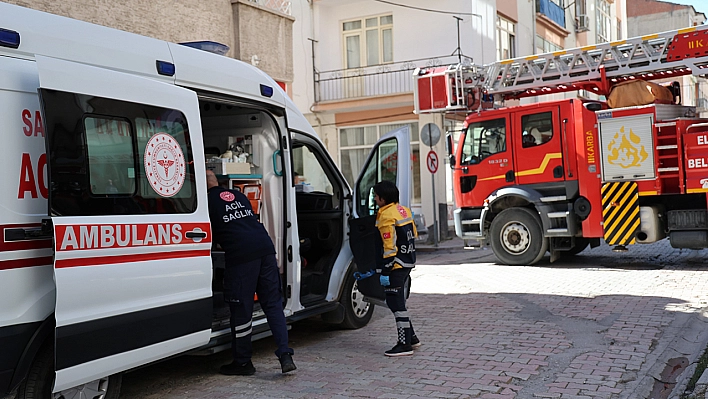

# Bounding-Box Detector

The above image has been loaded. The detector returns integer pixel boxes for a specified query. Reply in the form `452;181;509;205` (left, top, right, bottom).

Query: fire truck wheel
16;341;122;399
490;207;548;266
338;270;375;329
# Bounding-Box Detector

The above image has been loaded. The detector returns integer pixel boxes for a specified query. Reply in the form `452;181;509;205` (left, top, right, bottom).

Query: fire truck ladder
414;24;708;113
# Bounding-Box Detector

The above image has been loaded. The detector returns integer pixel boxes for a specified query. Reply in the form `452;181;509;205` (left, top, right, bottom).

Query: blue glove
353;270;375;281
380;275;390;287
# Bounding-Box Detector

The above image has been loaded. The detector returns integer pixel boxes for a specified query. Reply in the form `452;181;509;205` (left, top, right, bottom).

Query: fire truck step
461;219;481;225
546;228;569;235
658;167;679;172
656;145;678;150
547;211;568;218
655;122;678;127
540;196;567;203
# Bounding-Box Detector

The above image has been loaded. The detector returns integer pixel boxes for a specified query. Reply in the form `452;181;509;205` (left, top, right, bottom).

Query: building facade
627;0;707;116
3;0;295;88
292;0;627;240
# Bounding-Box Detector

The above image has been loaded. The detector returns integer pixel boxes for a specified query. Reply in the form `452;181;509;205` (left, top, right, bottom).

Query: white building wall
292;0;496;113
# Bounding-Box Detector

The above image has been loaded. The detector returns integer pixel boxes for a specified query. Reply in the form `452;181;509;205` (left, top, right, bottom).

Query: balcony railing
246;0;291;15
315;55;462;103
537;0;565;28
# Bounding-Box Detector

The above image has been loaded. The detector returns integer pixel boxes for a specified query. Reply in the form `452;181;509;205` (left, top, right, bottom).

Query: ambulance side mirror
446;133;455;167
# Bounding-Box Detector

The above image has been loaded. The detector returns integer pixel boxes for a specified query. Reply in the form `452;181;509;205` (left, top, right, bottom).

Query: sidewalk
416;234;470;252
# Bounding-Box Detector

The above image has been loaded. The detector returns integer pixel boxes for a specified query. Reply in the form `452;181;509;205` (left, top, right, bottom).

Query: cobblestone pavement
121;240;708;399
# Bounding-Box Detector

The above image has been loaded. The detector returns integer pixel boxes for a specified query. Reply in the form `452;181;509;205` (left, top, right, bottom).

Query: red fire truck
414;25;708;265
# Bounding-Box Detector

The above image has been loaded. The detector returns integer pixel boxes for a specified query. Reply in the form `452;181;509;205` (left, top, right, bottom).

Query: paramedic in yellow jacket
373;180;421;357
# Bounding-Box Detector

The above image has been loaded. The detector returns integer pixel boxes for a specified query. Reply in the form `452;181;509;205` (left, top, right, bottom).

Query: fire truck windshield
460;118;506;165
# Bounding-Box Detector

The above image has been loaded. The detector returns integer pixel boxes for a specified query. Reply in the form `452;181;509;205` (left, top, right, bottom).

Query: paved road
121;241;708;398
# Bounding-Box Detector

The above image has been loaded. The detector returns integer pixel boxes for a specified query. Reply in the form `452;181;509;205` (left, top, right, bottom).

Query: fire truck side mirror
445;133;455;167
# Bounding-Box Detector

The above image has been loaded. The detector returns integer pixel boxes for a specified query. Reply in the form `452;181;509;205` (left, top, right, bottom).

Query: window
460;118;506;165
596;0;612;43
536;36;563;54
520;112;554;148
43;90;196;216
291;144;334;195
339;122;420;204
85;117;135;195
496;15;516;60
343;14;393;68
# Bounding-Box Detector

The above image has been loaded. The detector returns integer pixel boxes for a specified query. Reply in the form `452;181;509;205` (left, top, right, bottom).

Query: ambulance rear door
349;126;411;303
36;56;212;392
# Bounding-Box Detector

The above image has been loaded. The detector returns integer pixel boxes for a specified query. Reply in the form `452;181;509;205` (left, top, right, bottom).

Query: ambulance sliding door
36;56;212;392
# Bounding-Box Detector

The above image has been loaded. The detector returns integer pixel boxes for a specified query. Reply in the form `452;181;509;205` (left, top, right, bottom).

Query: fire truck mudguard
481;186;557;237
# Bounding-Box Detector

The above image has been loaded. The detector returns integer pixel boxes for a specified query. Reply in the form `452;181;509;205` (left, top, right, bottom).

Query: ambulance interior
198;100;345;327
199;100;284;325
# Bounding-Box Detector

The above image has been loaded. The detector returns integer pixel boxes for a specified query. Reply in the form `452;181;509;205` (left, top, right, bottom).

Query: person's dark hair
373;180;399;205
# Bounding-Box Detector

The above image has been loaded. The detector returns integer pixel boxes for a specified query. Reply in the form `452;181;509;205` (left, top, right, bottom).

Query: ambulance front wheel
338;269;374;329
16;341;122;399
490;207;548;266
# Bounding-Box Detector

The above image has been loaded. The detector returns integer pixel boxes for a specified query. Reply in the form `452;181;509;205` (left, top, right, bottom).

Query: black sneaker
411;336;422;349
279;353;297;373
219;361;256;376
384;343;413;357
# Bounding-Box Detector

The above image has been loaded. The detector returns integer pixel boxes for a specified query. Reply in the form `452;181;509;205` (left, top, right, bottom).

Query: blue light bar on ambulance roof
260;84;273;98
156;60;175;76
0;28;20;49
178;41;230;56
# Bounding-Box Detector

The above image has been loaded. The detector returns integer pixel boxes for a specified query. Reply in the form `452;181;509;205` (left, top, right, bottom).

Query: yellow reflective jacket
375;202;418;275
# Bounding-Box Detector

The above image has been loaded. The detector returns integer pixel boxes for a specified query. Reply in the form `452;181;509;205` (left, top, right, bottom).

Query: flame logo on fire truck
144;133;185;197
606;127;648;169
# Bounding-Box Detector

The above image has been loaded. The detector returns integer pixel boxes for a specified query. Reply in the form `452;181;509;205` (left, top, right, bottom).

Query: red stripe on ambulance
56;223;211;251
55;249;211;268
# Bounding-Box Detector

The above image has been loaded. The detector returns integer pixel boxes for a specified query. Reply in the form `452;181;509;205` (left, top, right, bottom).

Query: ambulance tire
16;342;122;399
338;269;374;329
490;207;548;266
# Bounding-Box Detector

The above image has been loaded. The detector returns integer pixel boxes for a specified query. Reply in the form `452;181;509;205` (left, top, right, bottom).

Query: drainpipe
307;0;323;141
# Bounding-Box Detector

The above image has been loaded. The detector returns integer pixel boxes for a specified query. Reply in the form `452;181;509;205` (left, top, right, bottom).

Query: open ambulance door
36;56;212;392
349;126;411;303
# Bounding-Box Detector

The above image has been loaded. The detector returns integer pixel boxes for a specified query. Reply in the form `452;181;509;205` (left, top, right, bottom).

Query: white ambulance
0;3;411;398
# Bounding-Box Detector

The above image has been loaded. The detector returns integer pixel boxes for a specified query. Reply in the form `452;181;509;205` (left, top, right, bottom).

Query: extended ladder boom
414;24;708;114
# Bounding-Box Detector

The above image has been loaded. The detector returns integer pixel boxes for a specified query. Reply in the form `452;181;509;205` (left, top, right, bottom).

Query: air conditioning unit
575;14;590;32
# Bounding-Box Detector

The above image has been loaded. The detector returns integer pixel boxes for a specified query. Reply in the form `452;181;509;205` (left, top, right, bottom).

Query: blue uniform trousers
223;253;293;363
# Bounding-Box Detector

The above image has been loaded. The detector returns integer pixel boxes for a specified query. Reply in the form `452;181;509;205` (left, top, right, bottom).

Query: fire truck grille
601;181;640;246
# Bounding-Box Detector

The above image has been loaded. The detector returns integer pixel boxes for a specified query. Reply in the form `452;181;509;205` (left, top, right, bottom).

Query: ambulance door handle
186;232;207;238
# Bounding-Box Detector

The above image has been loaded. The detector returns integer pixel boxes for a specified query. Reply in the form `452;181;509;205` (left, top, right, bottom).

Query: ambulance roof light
260;84;273;98
0;28;20;49
178;41;230;56
156;60;175;77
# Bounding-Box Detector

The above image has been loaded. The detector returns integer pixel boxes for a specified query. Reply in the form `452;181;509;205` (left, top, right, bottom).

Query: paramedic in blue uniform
206;170;296;375
373;180;421;357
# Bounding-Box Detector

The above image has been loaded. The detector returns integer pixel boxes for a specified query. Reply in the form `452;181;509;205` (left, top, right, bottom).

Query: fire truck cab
0;3;410;398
